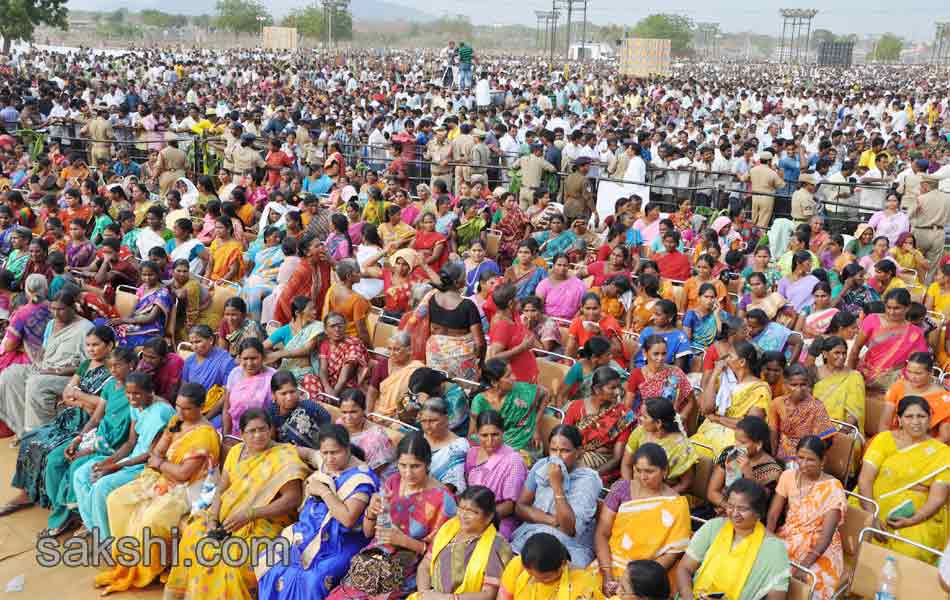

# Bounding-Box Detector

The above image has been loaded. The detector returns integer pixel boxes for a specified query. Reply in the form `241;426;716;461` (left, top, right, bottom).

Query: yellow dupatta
693;521;767;600
407;517;498;600
813;370;865;434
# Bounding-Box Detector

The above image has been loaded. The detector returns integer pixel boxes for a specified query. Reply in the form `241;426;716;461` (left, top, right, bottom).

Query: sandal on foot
0;501;32;517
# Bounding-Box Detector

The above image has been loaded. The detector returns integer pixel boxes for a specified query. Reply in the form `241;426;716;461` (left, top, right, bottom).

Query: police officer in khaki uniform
749;151;786;229
516;143;557;209
231;133;266;179
221;122;243;174
449;123;475;195
562;156;594;221
156;137;189;195
897;158;927;213
425;125;453;191
80;105;114;165
791;172;818;225
468;129;491;182
910;174;949;283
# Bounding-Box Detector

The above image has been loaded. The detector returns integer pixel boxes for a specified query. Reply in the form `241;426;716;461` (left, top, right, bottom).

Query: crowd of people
0;42;947;599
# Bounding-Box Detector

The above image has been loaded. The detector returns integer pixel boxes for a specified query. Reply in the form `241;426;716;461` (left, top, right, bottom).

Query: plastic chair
864;393;888;438
115;284;137;318
825;419;862;484
831;491;879;599
789;562;817;600
848;528;945;599
485;228;502;258
176;341;194;361
689;440;716;502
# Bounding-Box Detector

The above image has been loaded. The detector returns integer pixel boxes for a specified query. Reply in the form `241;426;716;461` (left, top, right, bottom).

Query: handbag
343;547;406;595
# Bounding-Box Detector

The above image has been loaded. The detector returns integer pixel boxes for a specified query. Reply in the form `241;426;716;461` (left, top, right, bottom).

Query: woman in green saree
0;326;115;516
264;295;324;397
470;358;548;459
454;197;486;254
41;346;136;535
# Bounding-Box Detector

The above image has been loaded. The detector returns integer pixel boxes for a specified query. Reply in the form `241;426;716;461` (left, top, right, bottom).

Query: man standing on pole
457;42;474;91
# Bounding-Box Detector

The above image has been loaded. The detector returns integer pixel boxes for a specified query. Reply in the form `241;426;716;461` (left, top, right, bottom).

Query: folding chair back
849;528;945;599
115;285;137;318
690;451;715;502
864;393;888;437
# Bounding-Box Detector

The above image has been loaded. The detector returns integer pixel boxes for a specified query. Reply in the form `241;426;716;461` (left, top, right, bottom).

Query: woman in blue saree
181;324;236;421
258;424;379;600
241;226;286;321
99;261;175;348
504;241;548;300
746;308;803;364
535;214;578;261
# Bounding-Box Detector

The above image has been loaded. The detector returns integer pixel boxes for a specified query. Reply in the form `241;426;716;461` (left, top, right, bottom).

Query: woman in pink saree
0;274;51;373
848;288;927;390
464;410;528;539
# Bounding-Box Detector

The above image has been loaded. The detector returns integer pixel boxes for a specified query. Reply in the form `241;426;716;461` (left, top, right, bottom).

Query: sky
66;0;943;42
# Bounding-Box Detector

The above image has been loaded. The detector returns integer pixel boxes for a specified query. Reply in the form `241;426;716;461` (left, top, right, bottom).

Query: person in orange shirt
264;138;293;188
58;188;92;228
57;155;90;188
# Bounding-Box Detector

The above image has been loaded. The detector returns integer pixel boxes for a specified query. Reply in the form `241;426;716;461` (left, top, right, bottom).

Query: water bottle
376;489;392;530
875;555;899;600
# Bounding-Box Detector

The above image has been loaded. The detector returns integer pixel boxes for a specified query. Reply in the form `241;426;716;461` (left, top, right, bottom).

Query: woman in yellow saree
676;478;791;600
591;443;692;600
620;397;698;493
854;396;950;565
96;383;220;594
498;532;596;600
205;216;245;283
692;342;771;457
811;336;866;433
163;408;308;600
410;486;513;600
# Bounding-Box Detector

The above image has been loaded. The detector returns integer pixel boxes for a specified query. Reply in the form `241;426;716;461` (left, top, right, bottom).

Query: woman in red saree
324;141;345;180
563;366;636;485
494;192;529;267
318;312;369;397
577;245;633;287
274;236;332;325
412;212;448;273
655;230;692;282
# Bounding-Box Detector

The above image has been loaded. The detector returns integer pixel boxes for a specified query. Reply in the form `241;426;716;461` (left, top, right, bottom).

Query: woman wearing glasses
676;478;791;600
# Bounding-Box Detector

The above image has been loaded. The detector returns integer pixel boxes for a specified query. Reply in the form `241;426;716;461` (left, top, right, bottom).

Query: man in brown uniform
425;125;453;191
156;137;189;195
220;122;242;174
562;156;594;221
749;151;786;229
231;133;266;180
790;172;818;225
897;158;927;213
468;129;491;183
80;105;114;166
449;123;475;196
910;174;949;283
516;143;557;209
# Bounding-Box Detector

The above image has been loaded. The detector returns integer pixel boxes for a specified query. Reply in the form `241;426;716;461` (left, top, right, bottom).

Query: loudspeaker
817;41;854;67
